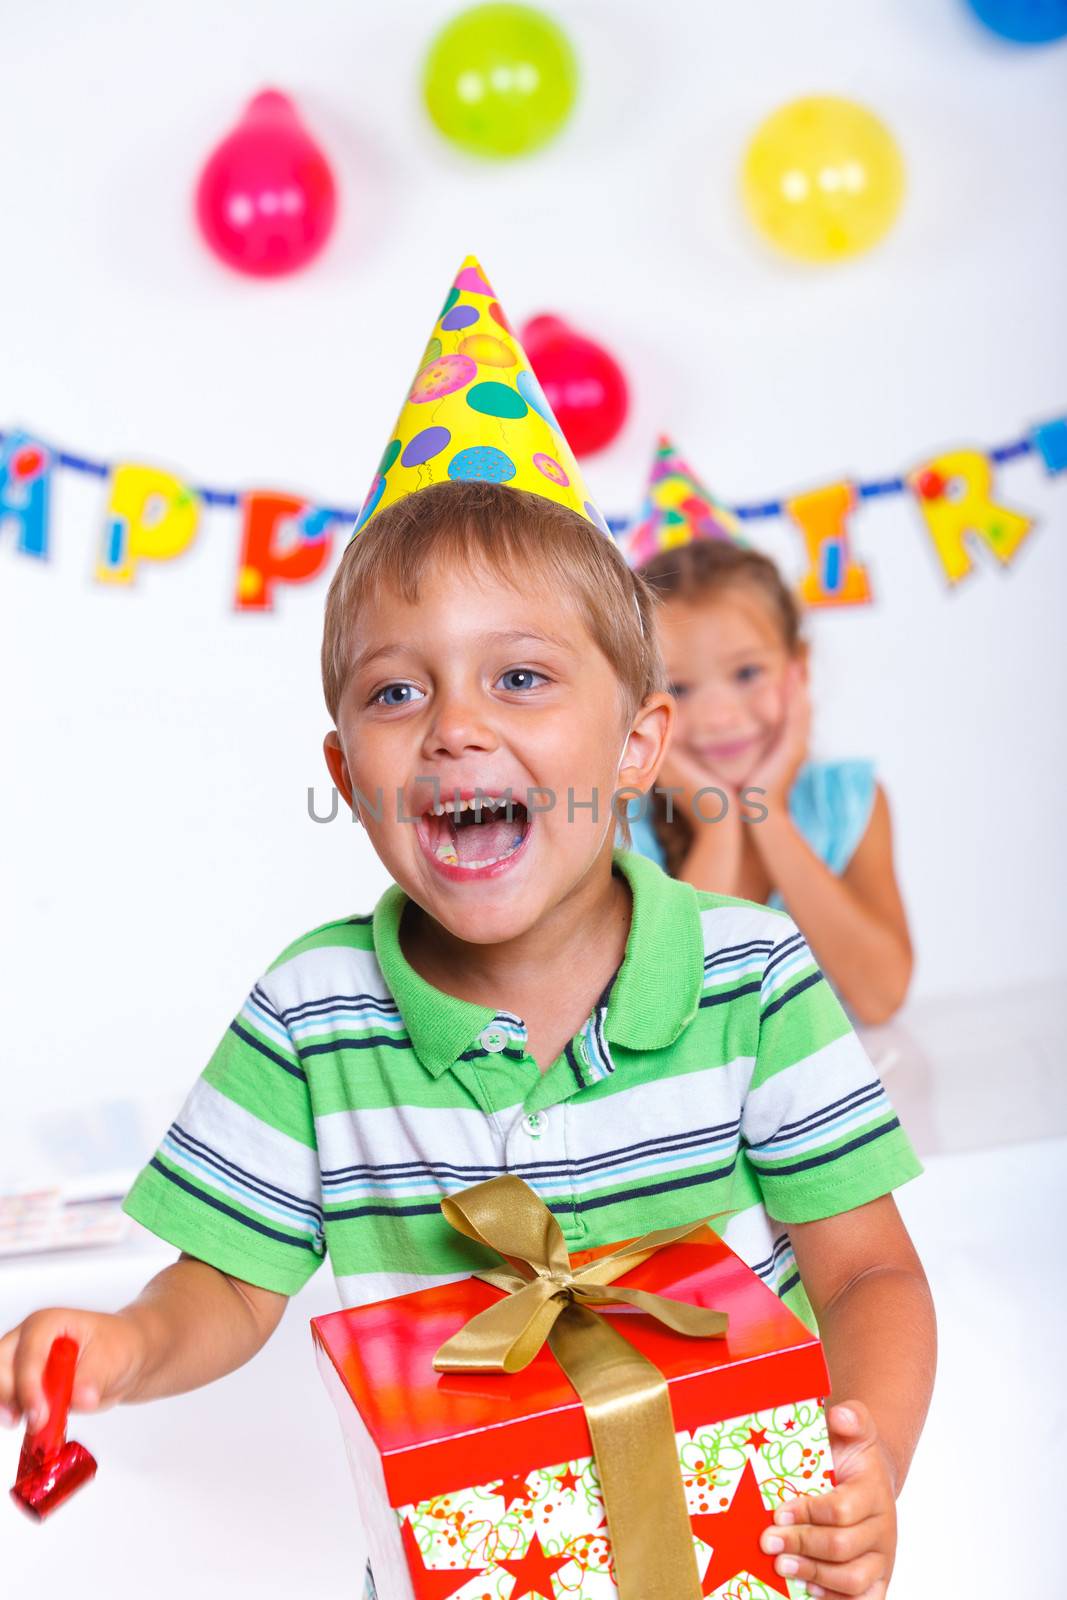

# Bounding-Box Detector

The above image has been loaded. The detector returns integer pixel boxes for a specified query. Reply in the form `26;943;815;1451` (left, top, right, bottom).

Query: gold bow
433;1175;729;1600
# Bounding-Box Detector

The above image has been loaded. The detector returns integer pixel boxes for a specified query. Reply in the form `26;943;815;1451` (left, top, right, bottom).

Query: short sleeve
122;978;326;1296
740;920;922;1223
789;760;877;878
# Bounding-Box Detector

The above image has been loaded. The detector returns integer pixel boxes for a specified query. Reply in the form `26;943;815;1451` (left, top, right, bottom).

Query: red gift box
312;1231;833;1600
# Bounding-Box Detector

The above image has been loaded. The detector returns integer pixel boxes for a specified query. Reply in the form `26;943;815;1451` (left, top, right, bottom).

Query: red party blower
10;1336;97;1520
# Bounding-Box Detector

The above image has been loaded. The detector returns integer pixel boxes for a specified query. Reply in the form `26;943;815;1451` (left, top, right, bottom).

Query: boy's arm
791;1194;936;1490
0;1252;287;1433
758;1195;936;1597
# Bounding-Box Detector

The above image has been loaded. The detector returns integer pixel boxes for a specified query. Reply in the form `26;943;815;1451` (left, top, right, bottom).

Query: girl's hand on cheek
657;743;738;819
746;664;811;812
759;1401;897;1599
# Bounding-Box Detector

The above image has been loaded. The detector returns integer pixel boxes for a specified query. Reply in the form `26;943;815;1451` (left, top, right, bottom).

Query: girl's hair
636;539;803;877
321;482;667;843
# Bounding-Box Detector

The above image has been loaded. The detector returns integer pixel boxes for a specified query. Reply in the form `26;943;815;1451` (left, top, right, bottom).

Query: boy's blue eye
374;683;423;707
668;682;690;700
497;668;546;692
736;664;764;685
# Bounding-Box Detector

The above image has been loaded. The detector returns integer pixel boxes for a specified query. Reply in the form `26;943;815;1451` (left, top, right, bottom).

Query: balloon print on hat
520;316;629;457
741;96;905;264
403;427;452;467
964;0;1067;41
196;90;337;277
423;3;579;158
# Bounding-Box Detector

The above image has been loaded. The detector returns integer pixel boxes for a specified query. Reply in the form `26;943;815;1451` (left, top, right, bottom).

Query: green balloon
424;3;579;159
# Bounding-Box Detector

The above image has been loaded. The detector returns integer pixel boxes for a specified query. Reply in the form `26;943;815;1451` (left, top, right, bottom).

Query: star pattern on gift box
690;1458;789;1600
400;1514;486;1600
494;1531;571;1599
495;1471;535;1509
399;1403;833;1597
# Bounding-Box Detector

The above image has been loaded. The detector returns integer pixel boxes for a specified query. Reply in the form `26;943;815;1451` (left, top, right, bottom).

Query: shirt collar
602;848;704;1051
371;848;704;1078
371;887;506;1078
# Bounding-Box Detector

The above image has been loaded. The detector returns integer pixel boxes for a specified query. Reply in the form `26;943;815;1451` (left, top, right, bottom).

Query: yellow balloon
742;95;905;264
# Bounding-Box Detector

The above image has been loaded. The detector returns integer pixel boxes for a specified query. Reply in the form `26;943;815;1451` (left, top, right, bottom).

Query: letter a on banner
785;481;872;607
908;449;1033;585
96;464;200;584
234;492;335;611
0;432;52;560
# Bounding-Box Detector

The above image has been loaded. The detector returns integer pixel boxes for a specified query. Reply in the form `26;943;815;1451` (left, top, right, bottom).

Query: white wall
2;0;1065;1121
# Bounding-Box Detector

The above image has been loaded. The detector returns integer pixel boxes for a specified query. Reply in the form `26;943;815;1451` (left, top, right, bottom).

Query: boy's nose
422;695;499;761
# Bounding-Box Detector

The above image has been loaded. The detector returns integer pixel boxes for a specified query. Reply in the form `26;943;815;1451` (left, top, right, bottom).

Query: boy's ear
323;731;355;811
618;691;675;793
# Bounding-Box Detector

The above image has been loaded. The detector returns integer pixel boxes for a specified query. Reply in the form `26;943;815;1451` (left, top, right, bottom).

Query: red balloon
195;89;336;278
520;315;629;457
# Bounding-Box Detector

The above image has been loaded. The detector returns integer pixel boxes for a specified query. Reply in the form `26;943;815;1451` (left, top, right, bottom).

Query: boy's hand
760;1401;897;1598
0;1308;148;1431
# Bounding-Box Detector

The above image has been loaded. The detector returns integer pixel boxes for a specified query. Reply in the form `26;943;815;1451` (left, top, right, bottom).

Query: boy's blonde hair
321;481;666;729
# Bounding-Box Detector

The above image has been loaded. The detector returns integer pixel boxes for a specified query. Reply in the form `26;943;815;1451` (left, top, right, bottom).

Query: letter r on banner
96;464;199;584
908;449;1033;584
785;481;872;608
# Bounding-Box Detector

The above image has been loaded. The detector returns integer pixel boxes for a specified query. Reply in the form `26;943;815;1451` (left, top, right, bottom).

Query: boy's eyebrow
476;627;578;655
350;628;578;677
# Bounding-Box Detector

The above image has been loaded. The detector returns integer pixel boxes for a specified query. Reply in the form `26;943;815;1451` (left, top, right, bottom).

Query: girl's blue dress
624;759;877;909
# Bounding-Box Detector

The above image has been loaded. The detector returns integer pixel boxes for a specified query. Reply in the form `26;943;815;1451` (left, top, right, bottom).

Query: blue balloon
966;0;1067;43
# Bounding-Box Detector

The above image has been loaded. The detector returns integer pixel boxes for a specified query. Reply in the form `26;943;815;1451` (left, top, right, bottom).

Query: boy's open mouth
420;795;530;871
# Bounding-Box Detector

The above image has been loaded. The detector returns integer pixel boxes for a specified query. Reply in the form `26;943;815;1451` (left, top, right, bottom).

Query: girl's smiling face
657;584;805;788
324;557;671;948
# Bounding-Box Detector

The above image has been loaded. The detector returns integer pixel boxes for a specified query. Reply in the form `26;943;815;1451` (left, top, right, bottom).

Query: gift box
312;1205;833;1600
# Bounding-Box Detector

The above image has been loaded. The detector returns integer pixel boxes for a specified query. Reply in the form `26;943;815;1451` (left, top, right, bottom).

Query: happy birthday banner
1;416;1064;611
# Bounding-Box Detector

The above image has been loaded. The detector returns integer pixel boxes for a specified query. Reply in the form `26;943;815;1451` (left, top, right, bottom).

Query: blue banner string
0;425;1048;539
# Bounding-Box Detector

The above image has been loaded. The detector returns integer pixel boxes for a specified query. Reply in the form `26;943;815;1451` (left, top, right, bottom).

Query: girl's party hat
624;435;745;568
350;256;611;540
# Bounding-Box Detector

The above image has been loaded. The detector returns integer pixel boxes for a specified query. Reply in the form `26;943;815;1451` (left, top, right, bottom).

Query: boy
0;260;934;1600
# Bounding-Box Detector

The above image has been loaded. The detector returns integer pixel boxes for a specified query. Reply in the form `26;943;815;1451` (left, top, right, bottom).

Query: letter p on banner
908;449;1033;585
234;492;334;611
97;464;199;584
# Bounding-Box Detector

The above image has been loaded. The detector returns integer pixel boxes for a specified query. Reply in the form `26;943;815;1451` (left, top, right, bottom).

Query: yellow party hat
350;256;612;540
623;435;745;568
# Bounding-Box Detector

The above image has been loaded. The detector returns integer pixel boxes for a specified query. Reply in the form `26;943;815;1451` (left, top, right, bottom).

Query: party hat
623;435;745;568
350;256;611;540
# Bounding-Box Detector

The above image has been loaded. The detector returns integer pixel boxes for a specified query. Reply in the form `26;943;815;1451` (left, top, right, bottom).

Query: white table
2;1135;1063;1598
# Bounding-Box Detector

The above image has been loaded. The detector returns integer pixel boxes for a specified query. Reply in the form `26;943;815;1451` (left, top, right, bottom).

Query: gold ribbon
433;1175;729;1600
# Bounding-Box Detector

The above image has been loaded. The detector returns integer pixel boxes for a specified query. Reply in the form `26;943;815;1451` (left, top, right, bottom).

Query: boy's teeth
429;796;509;818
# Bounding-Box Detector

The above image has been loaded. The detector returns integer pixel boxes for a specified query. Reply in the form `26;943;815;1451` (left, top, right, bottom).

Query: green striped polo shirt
122;848;921;1330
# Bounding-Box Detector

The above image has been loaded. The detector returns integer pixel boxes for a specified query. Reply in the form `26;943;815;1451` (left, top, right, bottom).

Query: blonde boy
1;261;934;1600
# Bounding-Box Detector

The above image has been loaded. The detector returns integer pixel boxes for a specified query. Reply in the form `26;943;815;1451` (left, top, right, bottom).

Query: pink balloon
195;89;336;278
521;315;629;458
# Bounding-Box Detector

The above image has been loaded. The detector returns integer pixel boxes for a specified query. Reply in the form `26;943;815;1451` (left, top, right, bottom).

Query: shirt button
479;1025;507;1053
524;1111;547;1137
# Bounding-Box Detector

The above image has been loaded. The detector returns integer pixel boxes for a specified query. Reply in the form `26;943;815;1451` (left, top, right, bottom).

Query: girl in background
625;444;912;1025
